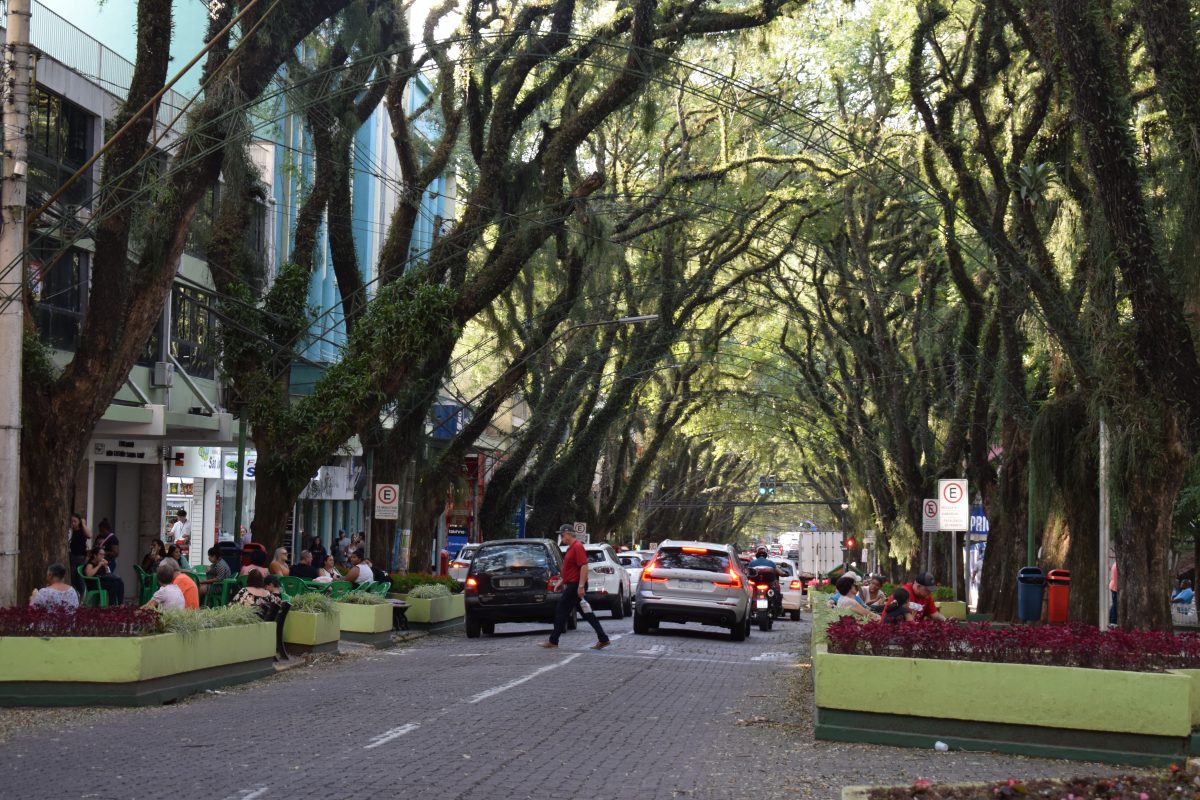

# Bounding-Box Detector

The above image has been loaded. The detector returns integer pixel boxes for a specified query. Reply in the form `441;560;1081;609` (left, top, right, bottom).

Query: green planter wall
810;608;1200;764
936;600;967;620
814;647;1194;737
0;622;275;706
396;593;464;624
336;602;393;634
283;611;340;652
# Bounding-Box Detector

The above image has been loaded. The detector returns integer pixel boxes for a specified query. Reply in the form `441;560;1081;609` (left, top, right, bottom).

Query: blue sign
969;504;989;536
513;500;529;538
447;528;468;558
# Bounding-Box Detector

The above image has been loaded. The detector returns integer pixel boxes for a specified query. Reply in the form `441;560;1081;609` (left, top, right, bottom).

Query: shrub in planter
407;583;451;599
159;605;262;634
391;574;460;594
340;590;389;605
825;616;1200;672
287;592;337;615
0;606;163;637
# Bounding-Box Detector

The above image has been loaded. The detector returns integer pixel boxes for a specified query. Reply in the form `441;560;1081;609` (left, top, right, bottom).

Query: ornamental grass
825;616;1200;672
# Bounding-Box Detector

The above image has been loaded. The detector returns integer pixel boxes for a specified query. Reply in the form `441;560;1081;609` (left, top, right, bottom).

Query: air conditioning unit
152;362;175;387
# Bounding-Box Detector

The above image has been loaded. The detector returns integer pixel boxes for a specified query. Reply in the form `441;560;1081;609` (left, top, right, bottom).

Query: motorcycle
747;566;781;631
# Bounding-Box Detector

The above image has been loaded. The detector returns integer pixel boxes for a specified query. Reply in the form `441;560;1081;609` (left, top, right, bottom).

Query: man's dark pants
550;582;609;645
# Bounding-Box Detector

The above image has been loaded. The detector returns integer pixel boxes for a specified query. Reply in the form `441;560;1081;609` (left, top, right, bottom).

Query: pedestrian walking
541;524;610;650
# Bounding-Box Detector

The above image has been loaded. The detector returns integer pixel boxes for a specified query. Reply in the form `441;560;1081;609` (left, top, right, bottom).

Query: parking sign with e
937;479;968;530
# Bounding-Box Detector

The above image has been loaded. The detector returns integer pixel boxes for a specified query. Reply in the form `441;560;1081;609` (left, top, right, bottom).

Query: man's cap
557;524;574;533
914;571;936;587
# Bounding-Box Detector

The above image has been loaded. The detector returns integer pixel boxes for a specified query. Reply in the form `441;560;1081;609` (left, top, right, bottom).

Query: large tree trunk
1115;410;1188;629
17;399;85;596
248;439;309;553
977;420;1028;621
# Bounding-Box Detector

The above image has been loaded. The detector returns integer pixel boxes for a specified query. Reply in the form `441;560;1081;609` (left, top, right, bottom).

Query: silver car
633;540;753;641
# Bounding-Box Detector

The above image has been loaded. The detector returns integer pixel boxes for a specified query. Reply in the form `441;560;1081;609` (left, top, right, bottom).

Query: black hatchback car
464;538;573;637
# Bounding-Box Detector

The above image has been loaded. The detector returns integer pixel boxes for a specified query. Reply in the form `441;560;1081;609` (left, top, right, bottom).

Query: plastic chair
134;565;158;605
278;576;307;600
369;581;391;597
328;580;353;600
77;565;109;608
204;577;238;607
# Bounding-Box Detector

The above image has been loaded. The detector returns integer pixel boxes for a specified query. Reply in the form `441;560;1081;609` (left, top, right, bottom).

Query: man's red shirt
562;540;587;584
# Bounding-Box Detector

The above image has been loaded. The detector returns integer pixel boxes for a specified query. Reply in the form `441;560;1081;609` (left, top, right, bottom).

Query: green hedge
391;573;461;594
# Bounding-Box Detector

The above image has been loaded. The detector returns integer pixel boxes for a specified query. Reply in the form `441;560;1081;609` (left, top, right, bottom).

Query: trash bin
1017;566;1045;622
1047;569;1071;623
217;541;242;576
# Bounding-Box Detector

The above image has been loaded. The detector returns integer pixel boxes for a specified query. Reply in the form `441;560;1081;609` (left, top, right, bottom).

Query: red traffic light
843;537;857;549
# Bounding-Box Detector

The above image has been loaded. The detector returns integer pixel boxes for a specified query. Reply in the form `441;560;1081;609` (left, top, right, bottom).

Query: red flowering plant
0;606;164;637
824;616;1200;672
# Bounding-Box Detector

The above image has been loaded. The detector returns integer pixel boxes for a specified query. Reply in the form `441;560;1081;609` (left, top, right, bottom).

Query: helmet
755;547;768;558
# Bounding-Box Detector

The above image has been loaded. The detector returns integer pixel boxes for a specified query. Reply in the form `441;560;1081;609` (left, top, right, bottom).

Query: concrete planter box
0;622;275;706
936;600;967;620
336;601;394;647
396;593;464;624
282;611;340;653
811;606;1200;764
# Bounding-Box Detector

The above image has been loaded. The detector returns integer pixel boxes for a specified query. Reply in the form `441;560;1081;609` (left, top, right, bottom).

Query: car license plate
497;578;524;588
755;599;768;609
677;579;702;590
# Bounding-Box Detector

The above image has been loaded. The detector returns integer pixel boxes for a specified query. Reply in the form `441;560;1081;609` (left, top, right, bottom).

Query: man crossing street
541;524;610;650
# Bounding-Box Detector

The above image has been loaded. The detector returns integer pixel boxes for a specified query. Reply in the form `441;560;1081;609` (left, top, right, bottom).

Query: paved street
1;615;1119;799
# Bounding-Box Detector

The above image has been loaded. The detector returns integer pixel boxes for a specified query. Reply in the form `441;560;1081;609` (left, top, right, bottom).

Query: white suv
633;540;753;641
582;544;633;618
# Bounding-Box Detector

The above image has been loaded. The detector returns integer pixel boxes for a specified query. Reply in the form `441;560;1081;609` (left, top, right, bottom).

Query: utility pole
0;0;31;606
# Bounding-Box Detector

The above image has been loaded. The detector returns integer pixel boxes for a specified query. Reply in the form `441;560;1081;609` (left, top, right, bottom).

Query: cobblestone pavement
0;614;1128;799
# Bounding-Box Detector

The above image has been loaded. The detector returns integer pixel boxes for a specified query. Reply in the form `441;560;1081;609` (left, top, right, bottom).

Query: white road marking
637;644;667;655
751;651;796;662
364;723;420;749
468;654;582;704
220;789;269;800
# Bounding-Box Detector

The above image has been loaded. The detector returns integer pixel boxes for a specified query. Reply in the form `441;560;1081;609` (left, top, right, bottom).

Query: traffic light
843;536;857;549
756;475;779;496
757;476;768;496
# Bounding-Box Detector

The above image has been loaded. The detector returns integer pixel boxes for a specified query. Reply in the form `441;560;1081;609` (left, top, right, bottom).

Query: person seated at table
200;546;231;597
828;574;878;620
240;549;269;578
314;554;341;583
1174;579;1195;605
344;549;374;586
882;587;915;624
30;563;79;611
83;546;125;605
141;561;185;610
878;572;947;622
859;574;886;613
141;540;166;573
235;572;291;660
166;543;190;571
289;550;320;580
159;557;199;609
269;548;290;576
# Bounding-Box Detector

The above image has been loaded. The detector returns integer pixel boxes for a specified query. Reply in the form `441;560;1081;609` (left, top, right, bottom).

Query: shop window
28;240;87;350
170;286;218;379
28;88;93;210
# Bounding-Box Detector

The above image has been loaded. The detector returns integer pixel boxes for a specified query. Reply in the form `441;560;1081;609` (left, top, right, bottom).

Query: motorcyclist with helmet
746;547;783;617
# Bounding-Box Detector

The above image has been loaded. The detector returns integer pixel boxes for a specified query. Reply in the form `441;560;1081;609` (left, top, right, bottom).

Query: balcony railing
2;0;191;127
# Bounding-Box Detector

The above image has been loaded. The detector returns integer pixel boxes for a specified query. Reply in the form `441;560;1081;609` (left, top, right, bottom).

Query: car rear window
618;555;640;567
655;547;731;573
473;544;551;573
586;550;607;563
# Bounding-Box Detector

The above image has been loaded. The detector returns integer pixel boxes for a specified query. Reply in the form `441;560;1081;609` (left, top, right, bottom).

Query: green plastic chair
134;565;158;605
77;565;109;608
328;580;353;600
369;581;391;597
204;577;238;607
278;576;307;600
